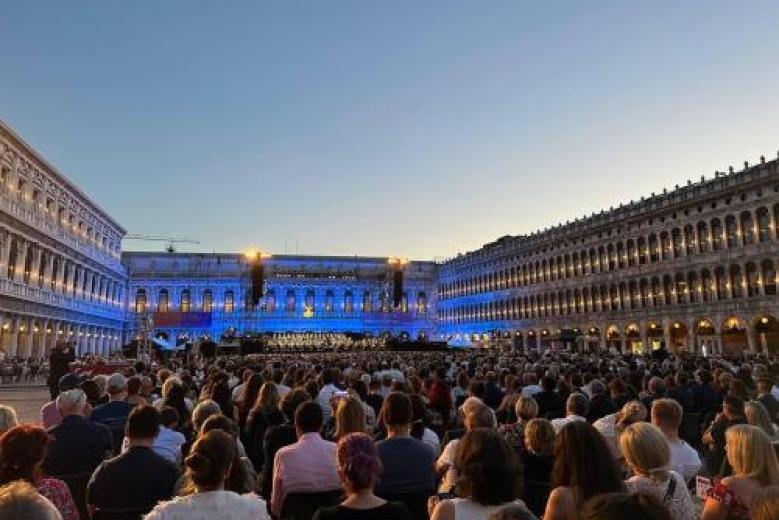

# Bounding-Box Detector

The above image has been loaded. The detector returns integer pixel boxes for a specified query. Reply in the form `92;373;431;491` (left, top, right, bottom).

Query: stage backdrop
153;312;213;328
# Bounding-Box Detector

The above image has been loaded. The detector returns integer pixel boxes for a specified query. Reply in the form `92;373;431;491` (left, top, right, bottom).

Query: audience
42;389;113;477
145;430;269;520
701;424;779;520
271;401;341;517
650;399;702;483
437;399;495;493
0;481;63;520
0;424;79;520
580;492;672;520
244;382;283;470
750;485;779;520
429;428;533;520
313;433;410;520
499;396;538;453
543;421;625;520
702;394;747;475
90;373;135;450
619;422;695;520
261;388;311;499
375;392;435;496
550;393;588;434
0;404;19;435
87;405;178;520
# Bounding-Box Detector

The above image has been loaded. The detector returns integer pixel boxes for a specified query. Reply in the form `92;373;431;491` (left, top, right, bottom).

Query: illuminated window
417;291;427;314
158;288;170;312
344;290;354;313
224;290;234;313
135;289;147;313
203;289;213;312
181;289;191;312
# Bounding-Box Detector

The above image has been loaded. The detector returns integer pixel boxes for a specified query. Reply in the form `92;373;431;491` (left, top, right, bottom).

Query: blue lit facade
123;252;438;342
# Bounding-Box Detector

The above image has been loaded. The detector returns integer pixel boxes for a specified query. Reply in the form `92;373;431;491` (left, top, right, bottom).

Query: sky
2;1;779;261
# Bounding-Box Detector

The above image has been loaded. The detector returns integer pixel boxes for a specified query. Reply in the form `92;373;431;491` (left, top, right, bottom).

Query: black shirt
43;415;113;477
313;501;410;520
87;446;179;520
375;437;435;495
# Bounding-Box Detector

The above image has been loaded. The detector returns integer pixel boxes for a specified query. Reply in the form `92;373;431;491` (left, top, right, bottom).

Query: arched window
23;247;34;284
180;289;191;312
224;290;235;313
325;290;334;313
711;219;723;250
745;263;759;297
37;251;46;287
672;228;683;257
740;212;755;245
265;290;276;312
344;290;354;314
135;289;147;313
697;222;709;252
417;291;427;314
158;289;170;312
725;216;738;248
285;290;295;313
202;289;213;312
401;291;408;313
757;207;770;243
362;290;372;313
7;238;17;279
50;256;59;290
762;260;776;296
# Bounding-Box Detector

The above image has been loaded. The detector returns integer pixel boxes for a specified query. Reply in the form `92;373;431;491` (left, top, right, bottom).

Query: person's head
184;430;236;491
581;492;672;520
200;414;240;439
125;405;160;444
0;481;62;520
487;503;536;520
126;376;142;397
455;428;520;505
334;396;367;440
566;392;589;417
589;380;606;397
253;381;280;413
725;424;779;486
616;400;648;431
294;401;324;435
524;418;555;456
336;433;383;494
722;394;745;419
0;425;49;484
541;375;557;393
139;376;153;396
56;389;87;417
380;392;413;432
751;485;779;520
280;389;311;422
650;399;682;434
106;372;127;398
0;406;18;436
647;376;665;396
191;400;222;432
161;377;183;401
552;421;625;502
756;377;774;396
619;423;670;482
744;401;776;440
464;402;497;430
159;406;180;429
514;396;539;423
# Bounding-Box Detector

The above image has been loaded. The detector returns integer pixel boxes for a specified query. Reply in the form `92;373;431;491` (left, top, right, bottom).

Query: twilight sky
2;1;779;260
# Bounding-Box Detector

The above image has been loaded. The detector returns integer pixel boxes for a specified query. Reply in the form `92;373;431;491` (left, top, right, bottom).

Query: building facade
437;157;779;355
0;121;127;359
123;252;437;343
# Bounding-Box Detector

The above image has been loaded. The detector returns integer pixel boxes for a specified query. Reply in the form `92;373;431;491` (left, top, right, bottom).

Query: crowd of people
0;342;778;520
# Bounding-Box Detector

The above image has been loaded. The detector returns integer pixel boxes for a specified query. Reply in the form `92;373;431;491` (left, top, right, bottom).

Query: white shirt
521;385;542;398
772;385;779;401
551;414;586;434
145;490;270;520
317;384;339;423
232;383;245;402
422;427;440;455
121;427;185;464
275;383;291;399
626;472;696;520
667;438;702;484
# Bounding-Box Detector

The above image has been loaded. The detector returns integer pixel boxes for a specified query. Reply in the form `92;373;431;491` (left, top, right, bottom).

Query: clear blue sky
2;1;779;260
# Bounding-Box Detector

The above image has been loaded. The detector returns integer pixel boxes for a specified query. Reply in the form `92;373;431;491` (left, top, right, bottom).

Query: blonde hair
0;481;62;520
334;396;367;440
725;424;779;486
161;376;182;400
0;405;18;434
514;396;539;422
619;422;670;482
744;401;777;440
751;485;779;520
524;418;555;456
616;400;648;432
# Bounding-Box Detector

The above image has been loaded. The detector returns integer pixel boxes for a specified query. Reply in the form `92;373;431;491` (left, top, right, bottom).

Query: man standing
47;341;75;400
756;377;779;424
87;406;179;520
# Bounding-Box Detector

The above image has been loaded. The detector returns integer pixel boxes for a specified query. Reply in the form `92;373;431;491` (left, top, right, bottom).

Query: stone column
14;240;28;283
56;257;66;294
30;247;42;287
0;231;10;280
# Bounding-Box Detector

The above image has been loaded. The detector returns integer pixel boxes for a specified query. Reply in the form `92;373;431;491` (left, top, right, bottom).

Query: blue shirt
375;436;435;495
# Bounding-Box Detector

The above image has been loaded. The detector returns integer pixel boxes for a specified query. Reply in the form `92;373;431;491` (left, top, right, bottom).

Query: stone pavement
0;386;49;424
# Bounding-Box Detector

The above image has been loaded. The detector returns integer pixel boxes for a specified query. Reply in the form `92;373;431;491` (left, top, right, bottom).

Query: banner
153;312;212;328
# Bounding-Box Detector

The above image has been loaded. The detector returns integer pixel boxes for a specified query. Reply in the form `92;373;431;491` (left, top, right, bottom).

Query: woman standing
244;382;283;470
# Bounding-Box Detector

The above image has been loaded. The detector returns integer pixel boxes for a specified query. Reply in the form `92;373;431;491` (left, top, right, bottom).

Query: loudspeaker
250;262;264;306
392;269;403;307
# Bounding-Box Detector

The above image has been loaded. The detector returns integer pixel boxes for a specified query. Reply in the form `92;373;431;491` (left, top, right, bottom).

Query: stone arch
753;314;779;355
721;315;748;354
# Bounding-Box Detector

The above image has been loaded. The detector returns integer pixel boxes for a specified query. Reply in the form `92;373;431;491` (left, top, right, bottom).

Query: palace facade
437;157;779;355
0;121;126;359
1;119;778;358
123;252;437;343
